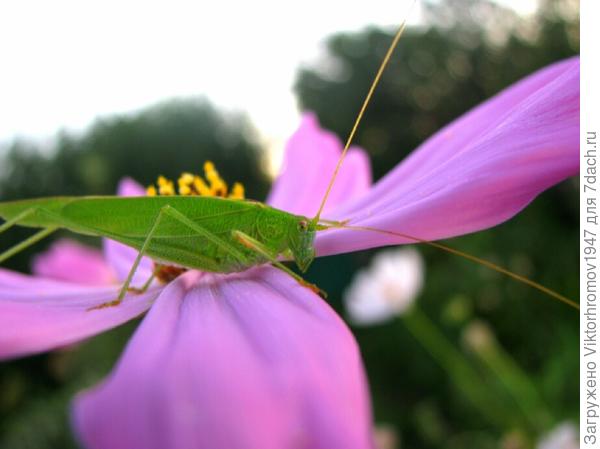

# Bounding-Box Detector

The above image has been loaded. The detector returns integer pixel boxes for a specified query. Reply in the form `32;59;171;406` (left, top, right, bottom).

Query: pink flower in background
0;57;579;449
32;239;116;285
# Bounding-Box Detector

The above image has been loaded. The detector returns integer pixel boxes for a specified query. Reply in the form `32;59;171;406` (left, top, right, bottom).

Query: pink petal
73;267;373;449
32;239;116;285
0;268;158;360
116;177;147;197
315;57;580;256
267;113;372;217
103;178;153;284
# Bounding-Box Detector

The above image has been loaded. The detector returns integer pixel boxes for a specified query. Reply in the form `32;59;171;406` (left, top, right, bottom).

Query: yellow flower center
146;161;245;200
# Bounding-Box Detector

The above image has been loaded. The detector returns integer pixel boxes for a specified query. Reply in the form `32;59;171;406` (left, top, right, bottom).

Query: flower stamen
157;176;175;196
146;161;245;200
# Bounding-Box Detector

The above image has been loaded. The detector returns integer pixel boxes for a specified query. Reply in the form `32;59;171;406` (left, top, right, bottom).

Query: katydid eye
298;220;308;231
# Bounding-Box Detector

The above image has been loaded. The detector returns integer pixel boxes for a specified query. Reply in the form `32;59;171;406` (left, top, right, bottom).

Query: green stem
402;307;516;430
468;326;553;431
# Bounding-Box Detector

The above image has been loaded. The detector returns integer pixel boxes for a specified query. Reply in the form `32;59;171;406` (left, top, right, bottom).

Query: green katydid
0;16;579;311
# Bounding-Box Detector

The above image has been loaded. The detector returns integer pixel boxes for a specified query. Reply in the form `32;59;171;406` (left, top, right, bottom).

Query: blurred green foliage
0;0;579;448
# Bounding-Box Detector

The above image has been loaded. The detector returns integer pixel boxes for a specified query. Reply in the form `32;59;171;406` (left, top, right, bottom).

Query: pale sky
0;0;538;167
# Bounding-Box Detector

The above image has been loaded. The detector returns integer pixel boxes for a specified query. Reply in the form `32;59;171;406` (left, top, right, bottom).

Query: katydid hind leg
0;207;59;264
161;205;249;263
0;205;102;265
0;227;58;264
0;207;38;235
232;230;327;298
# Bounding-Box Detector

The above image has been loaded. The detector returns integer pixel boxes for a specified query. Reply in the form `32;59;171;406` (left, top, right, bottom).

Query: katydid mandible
0;8;578;311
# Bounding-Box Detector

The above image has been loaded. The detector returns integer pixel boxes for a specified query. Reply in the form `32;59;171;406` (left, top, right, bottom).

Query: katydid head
289;218;317;273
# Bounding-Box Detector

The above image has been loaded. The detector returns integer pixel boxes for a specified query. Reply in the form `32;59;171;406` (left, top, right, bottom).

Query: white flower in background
344;248;424;325
373;424;399;449
537;422;579;449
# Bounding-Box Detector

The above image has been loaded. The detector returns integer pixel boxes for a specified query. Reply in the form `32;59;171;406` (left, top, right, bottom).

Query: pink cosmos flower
0;57;579;449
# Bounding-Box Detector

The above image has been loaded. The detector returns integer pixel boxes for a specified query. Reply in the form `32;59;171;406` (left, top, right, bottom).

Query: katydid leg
0;227;58;264
91;205;253;310
161;206;248;262
129;270;157;294
89;206;170;310
0;208;37;235
231;230;327;298
0;207;61;264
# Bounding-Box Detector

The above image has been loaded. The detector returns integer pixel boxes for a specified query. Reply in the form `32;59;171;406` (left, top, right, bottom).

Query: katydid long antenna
312;0;417;225
327;223;580;310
